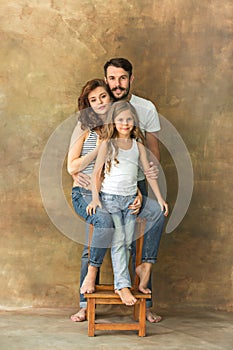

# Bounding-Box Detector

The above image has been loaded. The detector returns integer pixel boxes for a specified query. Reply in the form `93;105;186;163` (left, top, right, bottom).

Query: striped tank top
80;130;98;174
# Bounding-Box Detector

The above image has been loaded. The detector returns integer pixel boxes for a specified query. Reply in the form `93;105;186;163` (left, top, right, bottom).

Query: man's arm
145;131;160;163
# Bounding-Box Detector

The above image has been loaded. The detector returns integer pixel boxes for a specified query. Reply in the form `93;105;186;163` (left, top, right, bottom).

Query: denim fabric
72;187;114;308
132;180;165;308
101;193;137;290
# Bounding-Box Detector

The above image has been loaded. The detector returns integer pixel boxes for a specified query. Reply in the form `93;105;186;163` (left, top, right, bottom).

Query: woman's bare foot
70;308;87;322
146;309;162;323
115;288;137;306
135;263;152;294
80;266;98;294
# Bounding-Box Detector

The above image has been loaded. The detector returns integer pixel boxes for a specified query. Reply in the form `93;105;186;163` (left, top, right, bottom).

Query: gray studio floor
0;305;232;350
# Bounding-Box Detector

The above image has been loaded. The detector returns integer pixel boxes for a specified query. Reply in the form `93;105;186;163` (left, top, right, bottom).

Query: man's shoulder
130;94;155;109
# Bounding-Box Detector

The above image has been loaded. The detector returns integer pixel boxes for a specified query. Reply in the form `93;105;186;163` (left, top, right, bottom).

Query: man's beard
111;83;130;101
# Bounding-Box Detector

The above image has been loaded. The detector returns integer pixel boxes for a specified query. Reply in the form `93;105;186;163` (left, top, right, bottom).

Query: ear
104;76;107;83
130;74;134;84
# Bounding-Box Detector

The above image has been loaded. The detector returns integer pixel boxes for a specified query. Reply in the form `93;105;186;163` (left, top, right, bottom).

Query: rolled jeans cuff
80;301;87;309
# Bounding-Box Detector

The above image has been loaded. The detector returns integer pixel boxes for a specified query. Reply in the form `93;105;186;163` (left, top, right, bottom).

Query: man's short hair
104;58;133;78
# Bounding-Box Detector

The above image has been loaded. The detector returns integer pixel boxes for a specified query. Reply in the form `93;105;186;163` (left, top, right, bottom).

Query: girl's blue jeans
100;192;137;290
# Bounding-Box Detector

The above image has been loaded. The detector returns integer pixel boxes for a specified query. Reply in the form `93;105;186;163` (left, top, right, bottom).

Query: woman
67;79;141;321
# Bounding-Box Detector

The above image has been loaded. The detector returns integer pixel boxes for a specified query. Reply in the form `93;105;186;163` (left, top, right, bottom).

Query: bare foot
80;266;98;294
146;309;162;323
135;263;152;294
70;308;87;322
115;288;137;306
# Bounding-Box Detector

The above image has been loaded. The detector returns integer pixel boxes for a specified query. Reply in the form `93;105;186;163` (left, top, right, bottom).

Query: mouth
97;105;106;111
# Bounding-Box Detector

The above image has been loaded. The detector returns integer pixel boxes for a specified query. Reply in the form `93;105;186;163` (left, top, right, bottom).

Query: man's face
105;66;133;100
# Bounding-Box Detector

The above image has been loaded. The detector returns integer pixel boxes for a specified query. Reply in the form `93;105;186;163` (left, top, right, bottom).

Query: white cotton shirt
130;94;160;134
130;94;160;181
101;139;139;196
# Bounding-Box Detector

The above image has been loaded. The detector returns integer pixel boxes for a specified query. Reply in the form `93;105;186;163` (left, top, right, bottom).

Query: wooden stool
85;218;151;337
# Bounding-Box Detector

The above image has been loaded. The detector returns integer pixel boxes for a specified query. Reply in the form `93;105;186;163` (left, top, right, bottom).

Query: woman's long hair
76;79;111;131
102;100;145;173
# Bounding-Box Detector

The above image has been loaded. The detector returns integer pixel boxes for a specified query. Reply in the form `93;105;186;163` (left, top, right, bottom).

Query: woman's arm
67;123;100;175
137;142;169;216
86;141;108;215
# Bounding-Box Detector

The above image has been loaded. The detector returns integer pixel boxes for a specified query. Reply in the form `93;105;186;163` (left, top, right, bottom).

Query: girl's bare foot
70;308;87;322
115;288;137;306
80;266;98;294
146;309;162;323
135;263;152;294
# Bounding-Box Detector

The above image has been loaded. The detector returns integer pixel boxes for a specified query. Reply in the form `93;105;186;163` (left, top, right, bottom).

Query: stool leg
134;302;139;320
87;299;95;337
138;299;146;337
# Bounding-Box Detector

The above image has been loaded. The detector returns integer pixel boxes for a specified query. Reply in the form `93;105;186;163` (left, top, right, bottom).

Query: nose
97;97;103;104
115;78;120;87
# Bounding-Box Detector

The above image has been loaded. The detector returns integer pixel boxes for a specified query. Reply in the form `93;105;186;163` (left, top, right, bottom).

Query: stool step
85;289;151;300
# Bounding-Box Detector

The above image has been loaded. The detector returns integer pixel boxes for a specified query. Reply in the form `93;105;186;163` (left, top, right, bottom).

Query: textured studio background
0;0;232;311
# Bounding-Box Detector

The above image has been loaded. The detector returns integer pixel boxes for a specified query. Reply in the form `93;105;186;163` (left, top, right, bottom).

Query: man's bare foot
115;288;137;306
70;308;87;322
135;263;152;294
80;266;98;294
146;309;162;323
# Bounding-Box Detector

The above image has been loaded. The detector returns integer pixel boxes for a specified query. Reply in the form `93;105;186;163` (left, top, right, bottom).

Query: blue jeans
72;187;114;308
75;180;164;308
101;192;137;290
131;180;165;308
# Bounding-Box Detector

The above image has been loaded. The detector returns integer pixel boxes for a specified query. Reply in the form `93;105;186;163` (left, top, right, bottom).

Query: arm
128;186;142;214
86;141;108;215
67;122;100;176
145;131;160;162
144;131;160;179
137;142;168;216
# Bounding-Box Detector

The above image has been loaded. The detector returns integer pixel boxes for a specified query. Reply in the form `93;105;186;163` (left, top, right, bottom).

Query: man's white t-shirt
130;94;160;181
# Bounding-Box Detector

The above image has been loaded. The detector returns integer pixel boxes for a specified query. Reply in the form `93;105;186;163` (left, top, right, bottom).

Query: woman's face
88;86;111;115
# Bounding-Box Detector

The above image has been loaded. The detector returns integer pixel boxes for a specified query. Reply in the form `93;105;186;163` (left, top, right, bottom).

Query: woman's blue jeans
72;187;114;308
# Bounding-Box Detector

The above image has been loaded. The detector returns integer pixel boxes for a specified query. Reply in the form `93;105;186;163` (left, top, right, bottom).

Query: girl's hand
128;195;142;215
158;199;169;217
144;161;159;180
86;199;102;215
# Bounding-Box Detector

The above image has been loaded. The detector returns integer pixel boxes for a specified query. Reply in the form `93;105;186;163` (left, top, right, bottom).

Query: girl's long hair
76;79;111;131
102;100;145;173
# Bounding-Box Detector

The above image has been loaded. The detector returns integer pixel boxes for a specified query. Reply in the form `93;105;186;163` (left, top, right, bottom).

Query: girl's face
88;86;111;115
114;109;134;138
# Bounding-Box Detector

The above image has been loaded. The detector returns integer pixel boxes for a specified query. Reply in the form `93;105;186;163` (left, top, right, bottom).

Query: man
71;58;164;323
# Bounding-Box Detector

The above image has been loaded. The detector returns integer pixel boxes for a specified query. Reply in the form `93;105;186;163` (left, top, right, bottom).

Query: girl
67;80;142;320
87;101;169;305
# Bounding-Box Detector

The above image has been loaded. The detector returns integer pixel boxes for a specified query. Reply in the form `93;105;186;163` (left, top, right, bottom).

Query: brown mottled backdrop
0;0;232;311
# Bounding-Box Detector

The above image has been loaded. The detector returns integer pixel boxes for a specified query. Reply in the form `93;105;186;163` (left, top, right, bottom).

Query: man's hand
144;161;159;180
72;172;91;188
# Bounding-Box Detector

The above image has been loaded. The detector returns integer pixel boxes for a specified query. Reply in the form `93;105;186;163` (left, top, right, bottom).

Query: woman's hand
128;194;142;215
72;172;91;188
86;199;102;215
144;161;159;180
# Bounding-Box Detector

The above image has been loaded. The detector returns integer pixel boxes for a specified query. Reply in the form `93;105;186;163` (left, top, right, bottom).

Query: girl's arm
137;142;169;216
67;122;101;175
86;141;108;215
